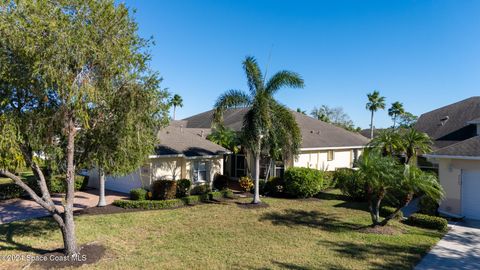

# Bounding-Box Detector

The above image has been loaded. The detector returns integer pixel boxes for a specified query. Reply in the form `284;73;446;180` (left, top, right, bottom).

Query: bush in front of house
176;179;192;198
49;175;89;193
322;171;336;189
213;174;229;190
239;176;254;192
406;213;448;231
190;183;211;195
151;180;177;200
263;176;285;196
418;196;439;216
334;168;365;201
380;206;404;220
284;167;323;198
130;188;147;201
113;191;229;209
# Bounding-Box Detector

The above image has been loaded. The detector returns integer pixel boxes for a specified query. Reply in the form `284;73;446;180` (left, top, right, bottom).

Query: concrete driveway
415;220;480;270
0;189;127;224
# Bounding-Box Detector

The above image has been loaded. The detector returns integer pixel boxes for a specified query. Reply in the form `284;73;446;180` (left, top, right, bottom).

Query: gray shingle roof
415;97;480;150
431;136;480;157
155;124;228;157
182;108;369;149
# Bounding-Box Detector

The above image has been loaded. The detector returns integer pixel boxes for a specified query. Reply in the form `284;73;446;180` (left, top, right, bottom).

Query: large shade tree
365;91;386;139
213;56;304;204
0;0;166;256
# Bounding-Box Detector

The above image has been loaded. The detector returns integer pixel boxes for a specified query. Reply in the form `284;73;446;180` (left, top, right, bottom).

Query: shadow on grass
317;239;433;270
0;217;58;254
315;191;351;201
259;209;363;232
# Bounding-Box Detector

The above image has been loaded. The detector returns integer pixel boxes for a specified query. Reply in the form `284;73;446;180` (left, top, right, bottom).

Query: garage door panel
462;171;480;220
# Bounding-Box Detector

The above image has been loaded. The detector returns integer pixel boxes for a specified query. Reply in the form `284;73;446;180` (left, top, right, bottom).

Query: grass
0;190;444;269
0;171;33;185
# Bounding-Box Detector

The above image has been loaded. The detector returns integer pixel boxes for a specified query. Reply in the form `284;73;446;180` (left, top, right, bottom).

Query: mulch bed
235;201;270;209
32;242;105;269
73;204;147;216
359;225;404;235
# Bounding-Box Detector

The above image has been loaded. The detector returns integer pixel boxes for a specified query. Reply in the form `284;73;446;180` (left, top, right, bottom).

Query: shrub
213;174;229;190
130;188;147;201
113;191;228;209
190;183;211;195
406;213;448;231
176;179;192;198
239;176;254;192
284;167;323;198
222;188;235;199
335;168;365;201
151;180;177;200
418;196;439;216
380;206;404;220
263;176;285;196
49;175;88;193
322;171;336;189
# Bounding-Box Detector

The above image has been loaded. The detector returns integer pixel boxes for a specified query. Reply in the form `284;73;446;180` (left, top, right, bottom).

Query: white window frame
327;150;335;161
193;160;208;183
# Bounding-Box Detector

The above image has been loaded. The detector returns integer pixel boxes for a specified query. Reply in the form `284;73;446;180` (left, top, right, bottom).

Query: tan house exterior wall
293;149;361;171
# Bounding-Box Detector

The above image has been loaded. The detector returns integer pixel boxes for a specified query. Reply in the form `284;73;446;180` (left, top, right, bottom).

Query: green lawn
0;190;443;269
0;171;33;184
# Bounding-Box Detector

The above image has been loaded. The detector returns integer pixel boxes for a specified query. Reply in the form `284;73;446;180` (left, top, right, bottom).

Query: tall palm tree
213;56;304;204
170;94;183;120
366;91;386;139
399;128;432;164
388;101;405;129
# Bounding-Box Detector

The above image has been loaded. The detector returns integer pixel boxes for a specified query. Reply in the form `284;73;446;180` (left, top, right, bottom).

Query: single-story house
88;124;230;193
417;97;480;219
181;108;370;178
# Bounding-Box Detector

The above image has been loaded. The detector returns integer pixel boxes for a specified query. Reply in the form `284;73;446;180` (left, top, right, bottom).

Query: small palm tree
399;128;432;164
207;125;240;154
388;101;405;129
366;91;386;139
213;56;304;204
368;129;401;156
170;94;183;120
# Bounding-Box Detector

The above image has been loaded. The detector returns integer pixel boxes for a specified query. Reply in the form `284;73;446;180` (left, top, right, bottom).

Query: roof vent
440;116;449;126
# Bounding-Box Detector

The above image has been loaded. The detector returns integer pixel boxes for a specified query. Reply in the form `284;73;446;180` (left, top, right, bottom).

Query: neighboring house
88;123;230;193
417;97;480;219
182;108;369;178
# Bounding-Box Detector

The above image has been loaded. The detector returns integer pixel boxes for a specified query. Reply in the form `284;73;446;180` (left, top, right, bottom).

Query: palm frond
265;70;304;95
243;56;264;95
213;89;251;124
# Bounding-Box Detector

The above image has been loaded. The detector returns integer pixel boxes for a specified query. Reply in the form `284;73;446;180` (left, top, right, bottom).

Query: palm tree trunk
252;138;261;204
370;110;374;139
173;105;176;120
392;116;397;129
97;168;106;207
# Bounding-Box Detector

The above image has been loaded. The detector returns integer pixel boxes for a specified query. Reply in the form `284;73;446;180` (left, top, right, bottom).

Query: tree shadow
0;217;59;254
316;239;433;270
315;192;350;201
259;209;363;232
333;201;370;213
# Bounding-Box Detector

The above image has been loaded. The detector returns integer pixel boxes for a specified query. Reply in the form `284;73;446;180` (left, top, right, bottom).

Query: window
193;161;207;182
235;155;246;177
327;150;334;161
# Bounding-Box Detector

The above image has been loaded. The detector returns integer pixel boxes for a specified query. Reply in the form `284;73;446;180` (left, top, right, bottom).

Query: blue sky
122;0;480;129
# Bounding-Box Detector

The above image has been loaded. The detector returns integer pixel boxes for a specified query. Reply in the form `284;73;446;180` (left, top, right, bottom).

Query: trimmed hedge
130;188;147;200
263;177;285;196
113;191;228;210
213;174;229;190
284;167;323;198
176;179;192;198
152;180;177;200
406;213;448;231
335;168;365;201
380;206;404;220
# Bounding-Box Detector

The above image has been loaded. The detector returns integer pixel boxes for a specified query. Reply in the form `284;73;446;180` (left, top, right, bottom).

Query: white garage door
462;170;480;220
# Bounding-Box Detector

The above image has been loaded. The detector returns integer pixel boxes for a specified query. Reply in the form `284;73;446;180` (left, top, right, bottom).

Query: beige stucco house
417;97;480;220
88;124;229;193
181;108;369;179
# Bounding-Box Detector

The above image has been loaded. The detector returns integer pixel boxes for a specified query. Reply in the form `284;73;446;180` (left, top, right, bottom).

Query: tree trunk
97;168;107;207
380;192;413;226
252;138;261;204
392;116;397;129
173;105;176;120
370;110;374;139
63;117;79;256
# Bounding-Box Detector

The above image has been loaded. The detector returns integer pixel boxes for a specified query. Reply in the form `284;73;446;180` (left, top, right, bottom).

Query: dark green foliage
176;179;192;198
130;188;147;201
222;188;235;199
49;175;88;194
213;174;229;190
284;167;323;198
334;169;365;201
406;213;448;231
380;206;404;220
151;180;177;200
322;171;336;189
263;177;285;196
418;196;439;215
113;191;228;209
190;184;211;195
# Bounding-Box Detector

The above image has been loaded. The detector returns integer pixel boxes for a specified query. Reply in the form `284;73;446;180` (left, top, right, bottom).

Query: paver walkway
0;189;127;224
415;220;480;270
